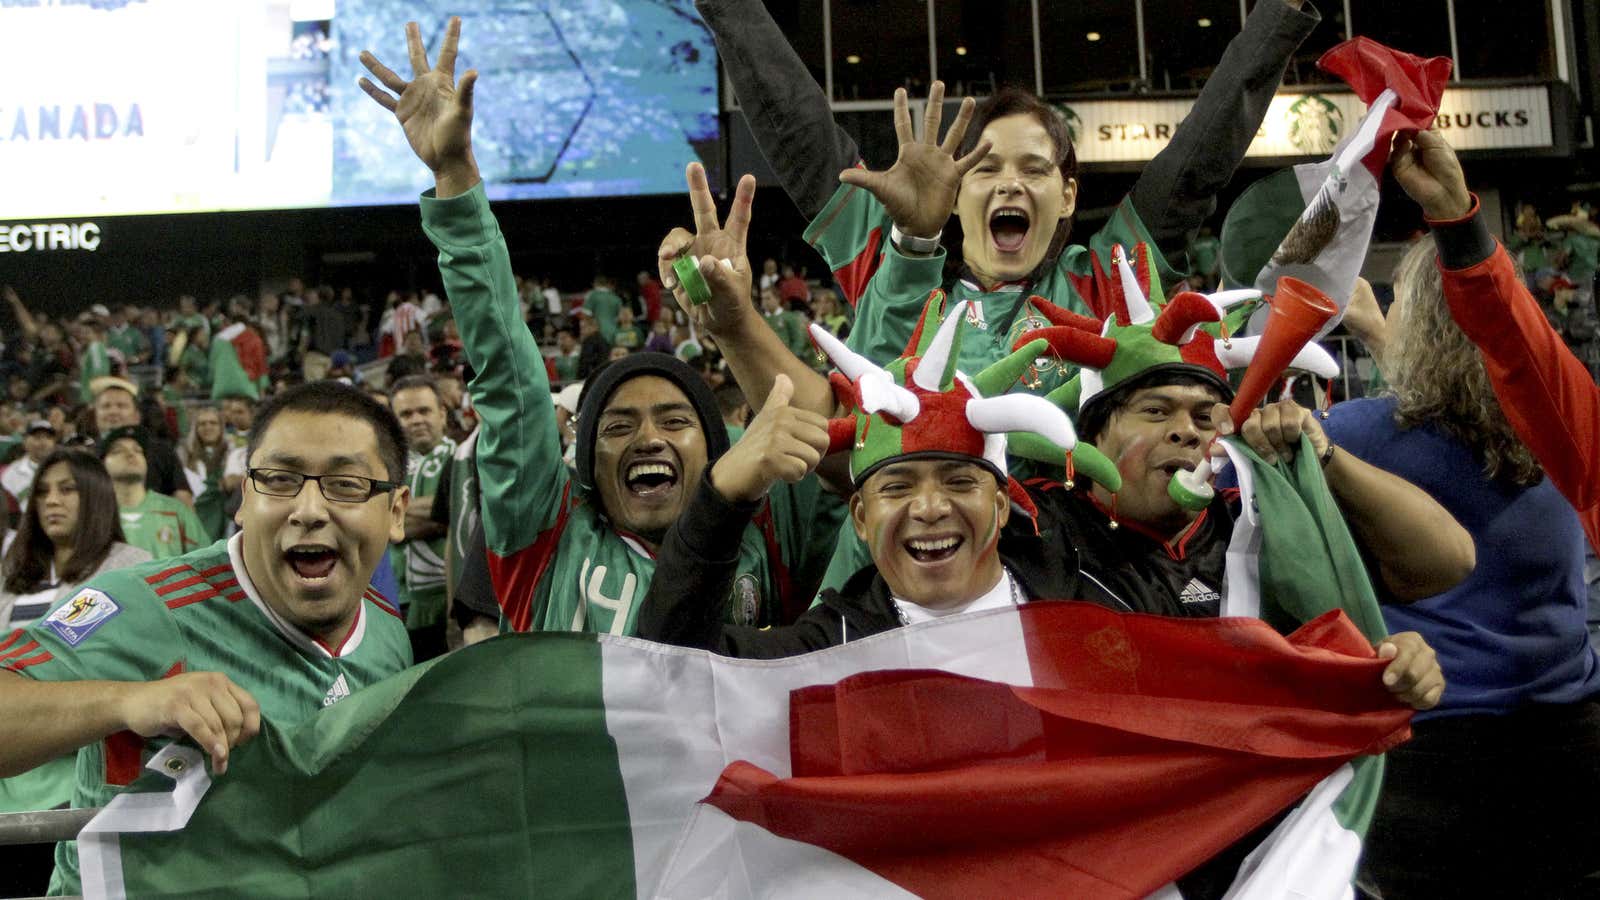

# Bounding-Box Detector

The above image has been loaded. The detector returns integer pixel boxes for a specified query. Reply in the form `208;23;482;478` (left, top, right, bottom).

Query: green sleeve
420;184;569;556
4;575;179;685
802;182;896;308
842;238;949;364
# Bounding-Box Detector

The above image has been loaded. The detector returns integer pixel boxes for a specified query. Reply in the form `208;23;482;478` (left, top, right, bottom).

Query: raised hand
838;81;990;239
1391;129;1472;221
118;671;262;775
1211;397;1330;466
657;163;756;332
709;374;831;503
358;17;479;194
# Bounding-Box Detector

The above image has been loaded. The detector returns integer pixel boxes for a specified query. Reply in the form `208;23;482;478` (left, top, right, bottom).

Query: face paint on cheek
1115;435;1157;476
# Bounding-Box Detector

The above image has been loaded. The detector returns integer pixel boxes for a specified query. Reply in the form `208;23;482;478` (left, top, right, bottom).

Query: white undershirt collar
892;567;1022;626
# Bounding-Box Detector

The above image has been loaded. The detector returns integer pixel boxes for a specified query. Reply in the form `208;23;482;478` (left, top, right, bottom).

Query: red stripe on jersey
5;649;53;672
200;563;233;578
488;483;574;632
832;226;884;308
225;590;246;603
144;564;192;585
165;588;219;610
0;639;40;664
0;629;25;654
154;574;208;596
369;596;403;621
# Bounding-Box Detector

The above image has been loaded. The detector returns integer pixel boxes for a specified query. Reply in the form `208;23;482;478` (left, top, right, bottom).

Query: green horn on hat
971;338;1047;398
1045;374;1083;414
1006;433;1123;493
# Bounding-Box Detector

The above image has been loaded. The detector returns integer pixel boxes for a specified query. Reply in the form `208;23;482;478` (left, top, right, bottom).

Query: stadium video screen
0;0;719;219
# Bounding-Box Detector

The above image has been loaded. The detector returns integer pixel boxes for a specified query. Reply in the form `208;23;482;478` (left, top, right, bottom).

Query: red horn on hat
1229;276;1338;425
827;417;858;455
1025;295;1106;333
1015;326;1117;370
1151;291;1222;345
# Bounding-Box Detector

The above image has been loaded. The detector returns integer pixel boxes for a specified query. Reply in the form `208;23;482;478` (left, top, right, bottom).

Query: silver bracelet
890;224;942;256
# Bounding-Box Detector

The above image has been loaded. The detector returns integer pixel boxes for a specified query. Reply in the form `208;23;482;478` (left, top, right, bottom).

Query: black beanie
573;352;730;495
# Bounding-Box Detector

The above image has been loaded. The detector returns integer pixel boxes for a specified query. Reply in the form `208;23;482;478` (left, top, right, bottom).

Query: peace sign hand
838;81;991;240
657;163;756;334
358;17;478;189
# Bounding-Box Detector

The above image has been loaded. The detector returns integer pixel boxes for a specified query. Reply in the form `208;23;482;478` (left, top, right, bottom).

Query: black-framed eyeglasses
247;467;399;504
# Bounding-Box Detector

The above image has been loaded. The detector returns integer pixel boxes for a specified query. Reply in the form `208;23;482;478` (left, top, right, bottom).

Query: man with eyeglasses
0;382;413;896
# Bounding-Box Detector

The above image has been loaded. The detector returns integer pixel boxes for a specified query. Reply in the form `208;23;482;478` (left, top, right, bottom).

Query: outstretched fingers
360;50;408;93
893;88;913;145
436;16;461;75
941;95;977;155
685;162;721;235
405;21;430;79
921;81;945;144
953;139;994;177
357;76;399;112
724;174;756;252
456;69;478;116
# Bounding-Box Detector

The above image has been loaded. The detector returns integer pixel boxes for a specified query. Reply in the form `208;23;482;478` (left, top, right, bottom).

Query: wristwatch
891;224;942;256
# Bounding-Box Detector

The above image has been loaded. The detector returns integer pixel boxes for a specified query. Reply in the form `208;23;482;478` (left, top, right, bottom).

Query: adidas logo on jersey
322;673;351;707
1179;578;1220;606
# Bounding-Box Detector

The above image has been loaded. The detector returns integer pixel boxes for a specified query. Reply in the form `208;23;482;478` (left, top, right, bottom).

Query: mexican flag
1221;38;1451;338
78;438;1406;900
208;323;270;401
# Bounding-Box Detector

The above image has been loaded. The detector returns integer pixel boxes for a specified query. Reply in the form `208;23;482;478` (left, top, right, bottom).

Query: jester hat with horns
1015;243;1341;430
808;294;1123;512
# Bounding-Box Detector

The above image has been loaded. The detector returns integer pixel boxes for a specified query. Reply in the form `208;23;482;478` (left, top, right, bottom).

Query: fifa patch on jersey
45;589;121;646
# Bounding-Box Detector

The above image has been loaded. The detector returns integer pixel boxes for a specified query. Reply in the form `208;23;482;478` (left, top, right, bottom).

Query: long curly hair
1384;236;1542;486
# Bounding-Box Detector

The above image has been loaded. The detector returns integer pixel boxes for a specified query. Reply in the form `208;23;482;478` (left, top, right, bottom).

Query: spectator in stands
92;379;191;505
138;307;167;373
360;23;831;637
760;286;809;359
575;311;610;381
389;375;456;661
1;420;57;508
76;316;111;404
540;276;563;320
582;274;624;345
181;407;233;540
757;257;780;293
176;325;211;393
0;449;150;631
101;426;208;560
613;305;646;351
302;285;350;357
1339;126;1600;899
0;382;413;897
105;305;151;366
637;270;664;324
386;329;429;382
777;263;809;307
714;382;749;441
809;287;849;339
644;318;674;354
551;326;580;383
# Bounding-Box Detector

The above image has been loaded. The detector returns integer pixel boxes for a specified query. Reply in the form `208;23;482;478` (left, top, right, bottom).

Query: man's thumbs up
710;374;832;503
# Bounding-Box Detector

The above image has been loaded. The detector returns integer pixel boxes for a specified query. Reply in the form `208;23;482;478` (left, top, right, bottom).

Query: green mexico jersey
399;436;457;629
422;184;829;636
107;325;150;364
120;491;210;560
78;341;110;403
802;182;1179;398
0;536;411;895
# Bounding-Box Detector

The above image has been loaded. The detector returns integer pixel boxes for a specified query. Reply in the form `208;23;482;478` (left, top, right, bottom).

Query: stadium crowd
1;0;1598;897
